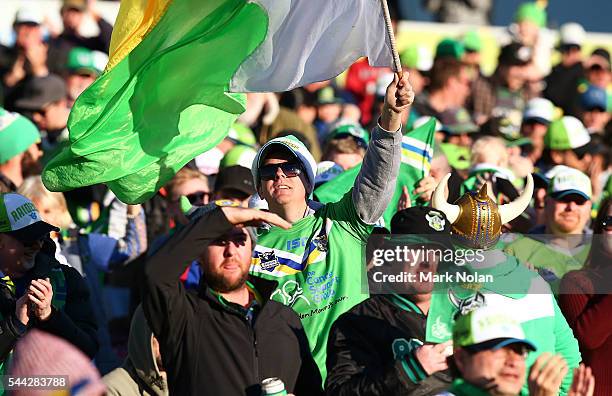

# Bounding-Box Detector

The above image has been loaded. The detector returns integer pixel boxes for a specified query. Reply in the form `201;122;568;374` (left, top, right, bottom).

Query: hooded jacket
143;207;323;396
103;305;168;396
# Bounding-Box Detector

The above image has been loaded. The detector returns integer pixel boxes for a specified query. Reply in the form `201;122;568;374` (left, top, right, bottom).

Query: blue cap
580;84;607;111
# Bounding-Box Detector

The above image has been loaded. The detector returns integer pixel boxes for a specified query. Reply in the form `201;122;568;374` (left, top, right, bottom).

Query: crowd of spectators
0;1;611;395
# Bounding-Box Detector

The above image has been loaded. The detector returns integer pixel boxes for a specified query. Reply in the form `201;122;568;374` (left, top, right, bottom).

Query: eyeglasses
185;191;210;206
259;162;302;181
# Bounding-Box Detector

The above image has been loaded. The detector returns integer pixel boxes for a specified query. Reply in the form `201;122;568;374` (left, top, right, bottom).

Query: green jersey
502;234;590;293
251;191;372;378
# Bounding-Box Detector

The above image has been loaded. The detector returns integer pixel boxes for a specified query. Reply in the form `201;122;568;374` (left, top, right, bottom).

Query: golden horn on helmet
498;173;534;224
431;173;459;223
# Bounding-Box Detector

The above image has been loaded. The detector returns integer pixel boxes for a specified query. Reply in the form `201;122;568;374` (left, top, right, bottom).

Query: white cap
14;7;44;25
523;98;554;125
548;167;592;200
559;23;586;47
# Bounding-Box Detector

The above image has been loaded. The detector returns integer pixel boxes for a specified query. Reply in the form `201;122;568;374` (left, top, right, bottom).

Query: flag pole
379;0;403;79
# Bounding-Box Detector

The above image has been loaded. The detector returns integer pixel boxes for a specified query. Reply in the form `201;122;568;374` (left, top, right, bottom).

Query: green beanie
220;145;257;169
435;38;465;60
0;108;40;164
515;2;547;27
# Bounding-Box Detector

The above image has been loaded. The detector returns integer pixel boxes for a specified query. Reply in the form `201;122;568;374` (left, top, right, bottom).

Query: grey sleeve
351;123;402;224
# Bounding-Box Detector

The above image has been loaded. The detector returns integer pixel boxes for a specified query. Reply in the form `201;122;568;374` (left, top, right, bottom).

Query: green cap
66;47;106;75
439;143;470;170
515;2;547;27
0;193;59;242
435;38;465;60
463;30;483;52
220;145;257;169
0;108;40;164
400;44;433;71
453;305;537;351
544;116;590;150
227;122;256;146
326;124;370;148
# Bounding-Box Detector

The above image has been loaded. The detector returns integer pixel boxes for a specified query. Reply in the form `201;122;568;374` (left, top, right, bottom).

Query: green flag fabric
42;0;268;203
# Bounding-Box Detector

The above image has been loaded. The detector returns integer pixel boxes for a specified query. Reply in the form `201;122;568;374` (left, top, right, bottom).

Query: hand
414;175;437;203
380;73;414;132
127;204;142;218
568;364;595;396
24;42;48;77
414;341;452;375
397;186;411;211
220;206;291;229
3;54;26;87
28;278;53;321
528;353;568;396
15;294;29;326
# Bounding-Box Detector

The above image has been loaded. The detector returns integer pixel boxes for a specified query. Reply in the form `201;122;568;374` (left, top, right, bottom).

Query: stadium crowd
0;0;611;395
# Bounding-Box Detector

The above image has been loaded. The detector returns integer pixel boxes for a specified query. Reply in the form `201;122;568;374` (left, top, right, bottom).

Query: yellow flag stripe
106;0;174;71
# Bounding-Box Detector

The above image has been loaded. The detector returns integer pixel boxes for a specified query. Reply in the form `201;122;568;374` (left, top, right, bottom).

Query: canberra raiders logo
259;251;279;272
312;234;329;253
448;288;485;319
425;211;446;232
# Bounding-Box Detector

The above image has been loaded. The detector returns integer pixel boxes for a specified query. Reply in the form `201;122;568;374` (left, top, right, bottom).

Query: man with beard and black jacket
326;207;454;396
143;203;323;396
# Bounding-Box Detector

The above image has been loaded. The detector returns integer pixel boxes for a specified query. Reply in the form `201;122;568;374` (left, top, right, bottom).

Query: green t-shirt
502;235;590;294
250;190;373;378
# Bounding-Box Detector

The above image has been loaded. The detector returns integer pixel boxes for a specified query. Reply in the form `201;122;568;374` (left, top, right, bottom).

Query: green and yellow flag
42;0;395;203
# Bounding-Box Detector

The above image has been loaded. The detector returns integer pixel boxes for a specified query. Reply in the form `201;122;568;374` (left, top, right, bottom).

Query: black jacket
326;294;452;396
0;240;99;361
143;208;323;396
544;62;584;117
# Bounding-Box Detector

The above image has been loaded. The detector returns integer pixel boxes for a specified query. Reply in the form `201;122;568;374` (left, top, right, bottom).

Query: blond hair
471;136;509;168
17;176;73;230
165;167;209;200
322;138;366;161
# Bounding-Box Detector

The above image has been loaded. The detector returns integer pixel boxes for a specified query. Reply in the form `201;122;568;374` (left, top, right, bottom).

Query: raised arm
352;74;413;224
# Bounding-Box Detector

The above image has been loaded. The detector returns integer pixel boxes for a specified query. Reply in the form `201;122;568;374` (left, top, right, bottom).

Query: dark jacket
47;18;113;74
544;62;584;118
143;208;323;396
326;294;452;396
0;238;99;362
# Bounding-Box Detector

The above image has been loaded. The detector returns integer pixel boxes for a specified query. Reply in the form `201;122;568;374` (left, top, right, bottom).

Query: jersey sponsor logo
271;280;311;307
392;338;424;360
259;251;279;272
306;270;339;304
286;237;309;250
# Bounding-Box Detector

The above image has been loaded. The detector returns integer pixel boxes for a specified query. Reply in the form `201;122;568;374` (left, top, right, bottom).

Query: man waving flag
42;0;394;203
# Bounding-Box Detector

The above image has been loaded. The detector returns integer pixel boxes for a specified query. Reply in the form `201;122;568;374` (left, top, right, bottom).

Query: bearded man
143;203;323;395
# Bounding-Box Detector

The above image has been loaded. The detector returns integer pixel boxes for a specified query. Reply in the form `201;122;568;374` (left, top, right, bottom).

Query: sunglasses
554;195;588;205
259;162;302;181
185;191;210;205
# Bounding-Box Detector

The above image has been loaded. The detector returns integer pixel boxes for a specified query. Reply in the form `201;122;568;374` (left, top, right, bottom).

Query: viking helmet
432;173;534;250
